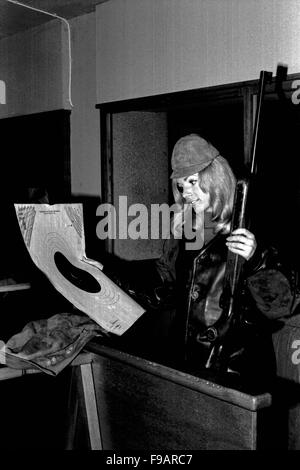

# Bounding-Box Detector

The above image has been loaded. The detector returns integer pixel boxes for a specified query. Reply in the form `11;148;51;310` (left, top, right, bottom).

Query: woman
104;134;294;387
170;134;254;259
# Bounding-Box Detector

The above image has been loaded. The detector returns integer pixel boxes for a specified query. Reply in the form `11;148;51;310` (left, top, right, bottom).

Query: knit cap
170;134;219;179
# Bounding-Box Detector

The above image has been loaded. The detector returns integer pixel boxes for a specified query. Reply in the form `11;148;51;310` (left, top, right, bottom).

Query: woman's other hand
226;228;257;261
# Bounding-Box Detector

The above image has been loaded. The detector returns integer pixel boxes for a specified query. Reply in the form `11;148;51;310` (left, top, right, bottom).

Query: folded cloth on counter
1;312;105;375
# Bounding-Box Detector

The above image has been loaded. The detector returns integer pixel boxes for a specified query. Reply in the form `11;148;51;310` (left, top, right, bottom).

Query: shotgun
198;70;273;370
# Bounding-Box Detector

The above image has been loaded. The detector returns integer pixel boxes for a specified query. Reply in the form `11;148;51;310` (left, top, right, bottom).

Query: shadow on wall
70;194;104;262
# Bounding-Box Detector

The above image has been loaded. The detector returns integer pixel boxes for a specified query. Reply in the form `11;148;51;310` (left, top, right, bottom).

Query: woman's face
176;173;210;213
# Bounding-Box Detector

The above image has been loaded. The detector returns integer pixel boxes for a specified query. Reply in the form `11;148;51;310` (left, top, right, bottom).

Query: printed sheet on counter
14;203;145;336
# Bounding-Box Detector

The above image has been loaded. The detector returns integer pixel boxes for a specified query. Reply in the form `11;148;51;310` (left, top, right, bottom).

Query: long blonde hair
172;155;236;237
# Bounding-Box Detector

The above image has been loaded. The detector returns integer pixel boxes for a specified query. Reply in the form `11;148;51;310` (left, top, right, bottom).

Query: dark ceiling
0;0;108;38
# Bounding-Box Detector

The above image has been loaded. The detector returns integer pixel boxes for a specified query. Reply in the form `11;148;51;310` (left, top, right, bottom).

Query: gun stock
201;179;249;343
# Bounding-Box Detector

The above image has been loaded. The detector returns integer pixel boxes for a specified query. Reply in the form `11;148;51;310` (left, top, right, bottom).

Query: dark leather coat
156;231;293;327
153;232;294;378
104;232;295;383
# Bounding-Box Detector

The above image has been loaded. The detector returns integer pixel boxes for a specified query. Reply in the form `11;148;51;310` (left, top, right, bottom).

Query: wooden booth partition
272;313;300;450
66;342;274;451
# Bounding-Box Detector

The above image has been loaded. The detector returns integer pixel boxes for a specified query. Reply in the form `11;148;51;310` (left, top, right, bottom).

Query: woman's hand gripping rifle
197;70;273;372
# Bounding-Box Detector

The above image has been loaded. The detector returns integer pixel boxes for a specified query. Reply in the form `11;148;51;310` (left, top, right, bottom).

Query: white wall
96;0;300;103
0;20;69;118
70;13;101;197
0;13;101;198
2;0;299;199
